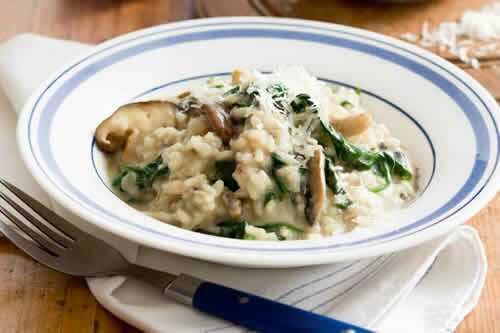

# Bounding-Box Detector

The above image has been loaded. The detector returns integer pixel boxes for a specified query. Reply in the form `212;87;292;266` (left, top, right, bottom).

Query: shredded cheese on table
401;2;500;69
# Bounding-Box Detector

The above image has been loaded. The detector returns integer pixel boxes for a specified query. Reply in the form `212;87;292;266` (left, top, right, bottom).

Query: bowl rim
17;17;500;267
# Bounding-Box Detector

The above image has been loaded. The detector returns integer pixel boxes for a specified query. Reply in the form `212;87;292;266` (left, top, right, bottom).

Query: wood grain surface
0;1;498;332
201;0;492;36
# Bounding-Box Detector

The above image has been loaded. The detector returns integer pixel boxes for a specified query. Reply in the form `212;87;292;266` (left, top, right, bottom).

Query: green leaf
215;160;239;191
224;85;259;108
335;197;353;210
137;156;169;189
267;83;289;111
112;169;128;190
255;223;304;241
112;156;169;192
126;197;148;204
196;220;304;241
316;119;412;193
236;90;259;108
324;156;343;195
271;153;287;169
290;93;318;113
318;119;376;170
217;220;247;239
369;151;412;192
243;233;257;240
264;191;278;205
270;153;289;200
256;223;303;233
324;155;353;209
223;86;240;96
340;101;354;109
206;219;257;240
392;151;413;180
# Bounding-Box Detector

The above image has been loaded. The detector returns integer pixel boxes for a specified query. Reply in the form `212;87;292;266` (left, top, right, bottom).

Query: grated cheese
400;2;500;68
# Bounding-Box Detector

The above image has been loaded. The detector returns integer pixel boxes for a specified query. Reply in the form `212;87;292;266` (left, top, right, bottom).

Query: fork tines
0;178;74;256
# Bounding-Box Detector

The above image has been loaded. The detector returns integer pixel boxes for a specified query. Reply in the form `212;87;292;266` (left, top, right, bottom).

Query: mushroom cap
95;101;177;161
330;112;372;137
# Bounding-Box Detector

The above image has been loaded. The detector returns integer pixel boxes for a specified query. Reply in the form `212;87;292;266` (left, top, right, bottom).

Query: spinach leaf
112;168;133;190
393;151;413;180
267;83;289;111
318;119;377;170
217;220;247;239
290;94;318;114
126;197;149;204
370;152;394;192
324;156;343;195
255;223;304;241
215;160;239;191
113;156;169;192
223;86;240;96
197;220;304;241
299;166;309;176
198;220;249;240
137;156;169;189
335;197;353;210
317;119;412;192
236;89;259;108
224;85;259;108
271;152;287;169
340;101;354;109
264;191;278;205
270;153;289;200
370;151;413;192
324;155;353;210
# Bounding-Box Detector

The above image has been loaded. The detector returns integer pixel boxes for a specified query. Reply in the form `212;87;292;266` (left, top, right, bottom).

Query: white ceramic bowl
17;17;500;267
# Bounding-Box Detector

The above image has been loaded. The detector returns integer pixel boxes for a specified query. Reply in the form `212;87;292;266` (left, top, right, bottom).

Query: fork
0;178;374;333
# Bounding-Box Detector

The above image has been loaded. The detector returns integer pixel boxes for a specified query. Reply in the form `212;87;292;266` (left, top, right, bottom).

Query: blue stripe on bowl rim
27;21;499;252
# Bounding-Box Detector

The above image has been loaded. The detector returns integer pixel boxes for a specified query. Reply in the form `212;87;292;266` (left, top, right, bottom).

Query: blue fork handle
165;274;374;333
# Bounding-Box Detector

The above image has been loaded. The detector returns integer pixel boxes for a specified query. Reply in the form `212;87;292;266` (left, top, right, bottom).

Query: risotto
95;67;416;241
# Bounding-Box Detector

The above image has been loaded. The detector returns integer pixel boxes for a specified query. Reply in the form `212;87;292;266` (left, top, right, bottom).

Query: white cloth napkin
0;34;488;333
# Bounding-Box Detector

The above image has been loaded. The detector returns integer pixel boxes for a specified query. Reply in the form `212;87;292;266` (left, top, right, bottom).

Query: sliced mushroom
222;190;242;219
201;104;233;143
176;91;191;99
95;101;176;162
330;112;372;137
304;149;326;225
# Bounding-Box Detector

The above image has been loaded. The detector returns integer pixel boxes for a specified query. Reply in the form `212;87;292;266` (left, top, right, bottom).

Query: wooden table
0;1;498;332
